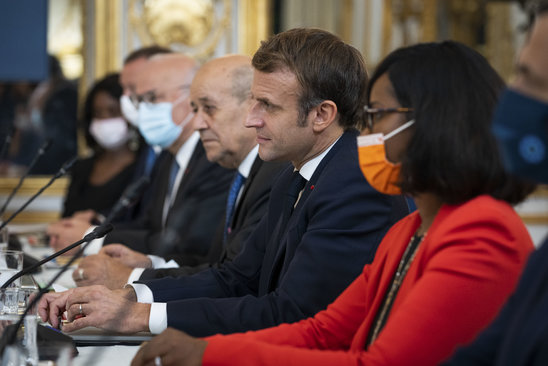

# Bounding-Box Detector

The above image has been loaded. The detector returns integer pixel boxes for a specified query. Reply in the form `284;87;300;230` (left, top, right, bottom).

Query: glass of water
0;289;39;366
0;250;23;288
0;226;8;251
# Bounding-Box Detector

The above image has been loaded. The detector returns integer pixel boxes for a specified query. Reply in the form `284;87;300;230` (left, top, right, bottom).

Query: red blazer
202;195;533;366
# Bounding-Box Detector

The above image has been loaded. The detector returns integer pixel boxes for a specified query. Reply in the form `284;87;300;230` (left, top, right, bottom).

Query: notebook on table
67;326;153;346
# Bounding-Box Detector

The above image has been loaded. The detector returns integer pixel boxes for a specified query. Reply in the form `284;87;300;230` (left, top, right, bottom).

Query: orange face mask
357;120;414;195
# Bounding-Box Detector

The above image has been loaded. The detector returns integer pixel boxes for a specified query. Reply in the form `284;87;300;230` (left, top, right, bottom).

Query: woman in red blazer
132;41;536;366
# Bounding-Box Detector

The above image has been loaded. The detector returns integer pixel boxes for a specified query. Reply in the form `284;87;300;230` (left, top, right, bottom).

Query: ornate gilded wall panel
238;0;272;56
128;0;232;61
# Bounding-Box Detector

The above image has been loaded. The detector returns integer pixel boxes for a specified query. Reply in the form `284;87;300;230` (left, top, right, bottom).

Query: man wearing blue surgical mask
119;46;172;222
50;54;234;274
445;2;548;365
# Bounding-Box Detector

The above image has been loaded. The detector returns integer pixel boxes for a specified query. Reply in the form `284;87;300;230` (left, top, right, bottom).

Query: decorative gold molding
519;214;548;225
1;211;61;224
128;0;232;60
0;177;69;196
238;0;272;56
339;0;354;43
93;0;122;79
421;0;438;42
528;185;548;198
382;0;393;56
485;3;515;81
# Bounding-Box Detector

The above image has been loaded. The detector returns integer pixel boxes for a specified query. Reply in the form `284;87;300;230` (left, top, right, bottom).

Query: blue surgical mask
137;95;193;148
492;88;548;184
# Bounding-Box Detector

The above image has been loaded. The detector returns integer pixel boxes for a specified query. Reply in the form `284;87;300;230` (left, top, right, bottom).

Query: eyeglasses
363;106;413;131
129;84;191;108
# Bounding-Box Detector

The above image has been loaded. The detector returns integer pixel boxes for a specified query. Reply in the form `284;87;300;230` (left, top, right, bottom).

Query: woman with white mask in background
61;73;141;219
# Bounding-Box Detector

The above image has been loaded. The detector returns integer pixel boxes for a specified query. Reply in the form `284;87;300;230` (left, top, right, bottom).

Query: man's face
134;60;195;138
512;14;548;102
245;69;315;168
191;70;255;169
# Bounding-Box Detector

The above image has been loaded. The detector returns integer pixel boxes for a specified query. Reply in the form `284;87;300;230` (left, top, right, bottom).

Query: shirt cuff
82;226;104;255
130;283;154;303
127;268;146;284
148;302;168;334
148;255;167;268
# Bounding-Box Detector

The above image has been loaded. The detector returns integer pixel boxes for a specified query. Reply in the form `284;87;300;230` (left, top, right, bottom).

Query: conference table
10;224;143;365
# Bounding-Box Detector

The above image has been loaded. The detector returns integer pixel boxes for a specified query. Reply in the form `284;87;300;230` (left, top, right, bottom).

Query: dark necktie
278;170;307;234
266;170;307;290
224;172;246;243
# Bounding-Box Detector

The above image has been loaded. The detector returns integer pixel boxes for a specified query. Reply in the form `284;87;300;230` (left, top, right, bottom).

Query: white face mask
120;95;139;126
89;117;130;149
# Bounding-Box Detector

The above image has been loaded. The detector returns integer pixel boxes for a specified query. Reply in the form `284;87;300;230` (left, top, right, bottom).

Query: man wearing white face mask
50;54;234;269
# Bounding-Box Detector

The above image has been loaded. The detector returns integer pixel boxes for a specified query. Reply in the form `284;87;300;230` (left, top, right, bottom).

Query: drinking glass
0;227;8;251
0;250;23;288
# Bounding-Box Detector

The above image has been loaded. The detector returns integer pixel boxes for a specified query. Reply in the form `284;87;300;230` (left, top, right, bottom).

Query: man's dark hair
525;0;548;30
123;45;173;65
368;41;535;205
252;28;368;130
82;73;123;152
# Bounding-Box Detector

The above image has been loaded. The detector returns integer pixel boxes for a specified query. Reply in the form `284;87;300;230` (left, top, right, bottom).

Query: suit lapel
165;142;204;225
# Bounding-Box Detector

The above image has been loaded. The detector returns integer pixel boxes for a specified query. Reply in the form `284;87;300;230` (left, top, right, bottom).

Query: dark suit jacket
104;141;234;264
139;157;289;280
120;144;158;223
444;235;548;366
140;130;411;337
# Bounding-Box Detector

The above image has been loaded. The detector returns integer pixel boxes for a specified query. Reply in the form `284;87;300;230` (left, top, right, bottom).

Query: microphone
0;223;114;349
0;125;15;161
0;139;52;217
0;155;77;231
0;176;149;289
0;224;114;289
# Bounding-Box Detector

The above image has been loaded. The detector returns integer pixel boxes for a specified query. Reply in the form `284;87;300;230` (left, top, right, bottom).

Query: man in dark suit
48;54;233;270
444;3;548;365
71;55;287;289
38;29;410;337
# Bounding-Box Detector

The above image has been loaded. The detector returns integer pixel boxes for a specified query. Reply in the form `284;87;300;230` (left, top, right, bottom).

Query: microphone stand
0;139;52;217
1;224;113;289
0;155;77;232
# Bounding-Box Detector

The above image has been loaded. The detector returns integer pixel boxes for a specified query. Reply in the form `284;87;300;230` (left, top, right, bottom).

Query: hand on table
38;285;149;333
73;254;133;289
101;244;153;268
47;217;92;253
131;328;207;366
